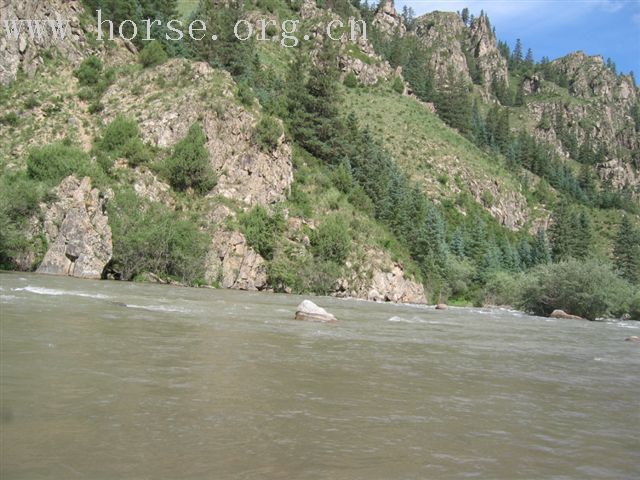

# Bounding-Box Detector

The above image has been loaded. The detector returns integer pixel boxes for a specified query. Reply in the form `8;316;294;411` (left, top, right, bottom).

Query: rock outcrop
295;300;337;322
413;11;471;86
0;0;87;85
335;252;426;304
372;0;406;37
204;230;268;291
101;59;293;206
37;176;112;279
468;13;509;90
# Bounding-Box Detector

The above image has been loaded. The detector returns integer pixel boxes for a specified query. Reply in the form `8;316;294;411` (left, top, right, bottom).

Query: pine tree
574;211;592;259
510;38;523;70
531;228;551;265
613;215;640;283
549;201;576;261
524;48;534;71
461;7;470;26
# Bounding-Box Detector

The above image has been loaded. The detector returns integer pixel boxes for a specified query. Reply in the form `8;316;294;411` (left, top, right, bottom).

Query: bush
95;116;152;167
239;205;286;260
629;291;640;320
391;76;404;94
26;142;94;184
519;259;634;320
482;271;524;306
74;55;103;86
107;189;207;284
236;81;254;106
310;215;351;264
162;124;216;194
0;173;49;268
96;116;140;153
138;40;168;68
268;250;341;295
1;112;19;126
343;72;358;88
254;115;282;152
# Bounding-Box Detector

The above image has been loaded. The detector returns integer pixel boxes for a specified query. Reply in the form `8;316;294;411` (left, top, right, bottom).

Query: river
1;272;639;479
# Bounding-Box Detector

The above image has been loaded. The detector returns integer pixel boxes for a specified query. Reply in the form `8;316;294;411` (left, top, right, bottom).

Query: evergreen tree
613;215;640;283
524;48;534;71
531;228;551;266
549;201;576;261
510;38;523;70
574;211;593;259
461;7;470;26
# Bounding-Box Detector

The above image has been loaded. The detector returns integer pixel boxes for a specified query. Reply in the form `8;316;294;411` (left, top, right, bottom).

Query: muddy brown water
1;272;639;479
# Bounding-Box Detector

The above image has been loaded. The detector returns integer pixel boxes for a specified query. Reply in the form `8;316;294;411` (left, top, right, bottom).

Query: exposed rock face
0;0;87;85
204;230;267;291
525;52;639;197
37;176;112;279
336;252;426;304
295;300;337;322
413;11;471;86
468;13;509;90
597;159;640;196
372;0;406;37
101;59;293;206
550;309;584;320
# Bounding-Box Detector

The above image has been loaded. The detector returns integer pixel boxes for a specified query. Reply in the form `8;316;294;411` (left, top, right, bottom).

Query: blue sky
398;0;640;76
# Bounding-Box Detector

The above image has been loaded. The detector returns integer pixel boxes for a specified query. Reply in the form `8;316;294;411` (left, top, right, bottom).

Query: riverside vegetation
0;0;639;320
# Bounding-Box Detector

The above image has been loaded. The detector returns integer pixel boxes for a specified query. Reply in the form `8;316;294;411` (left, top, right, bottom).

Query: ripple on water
14;285;110;300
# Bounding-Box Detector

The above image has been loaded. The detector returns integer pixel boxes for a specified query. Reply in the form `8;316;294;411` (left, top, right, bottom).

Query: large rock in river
549;309;584;320
295;300;337;323
37;176;112;279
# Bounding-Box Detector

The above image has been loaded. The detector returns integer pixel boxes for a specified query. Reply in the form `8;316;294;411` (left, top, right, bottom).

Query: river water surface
1;272;639;479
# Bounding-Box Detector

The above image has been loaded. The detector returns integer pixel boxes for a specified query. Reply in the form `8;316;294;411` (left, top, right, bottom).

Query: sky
398;0;640;76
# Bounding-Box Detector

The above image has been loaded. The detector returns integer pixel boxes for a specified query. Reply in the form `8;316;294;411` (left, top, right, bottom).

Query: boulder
549;309;584;320
435;304;448;310
37;176;112;279
295;300;337;323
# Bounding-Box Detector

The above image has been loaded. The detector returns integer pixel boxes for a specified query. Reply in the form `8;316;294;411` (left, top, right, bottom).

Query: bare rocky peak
413;11;471;85
372;0;406;37
468;12;509;90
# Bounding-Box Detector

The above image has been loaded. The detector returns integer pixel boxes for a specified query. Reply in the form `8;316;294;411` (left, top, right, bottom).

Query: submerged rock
36;176;112;279
624;336;640;343
295;300;337;323
549;309;584;320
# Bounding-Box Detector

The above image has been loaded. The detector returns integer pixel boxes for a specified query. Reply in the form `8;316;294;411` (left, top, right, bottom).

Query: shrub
26;142;94;184
107;189;207;284
95;116;152;166
391;76;404;94
138;40;168;68
74;55;103;86
268;250;341;295
236;81;254;106
162;124;216;194
629;291;640;320
0;173;49;269
1;112;19;126
344;72;358;88
519;259;634;320
254;115;282;152
482;271;524;306
239;205;286;260
96;116;140;153
310;215;351;264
